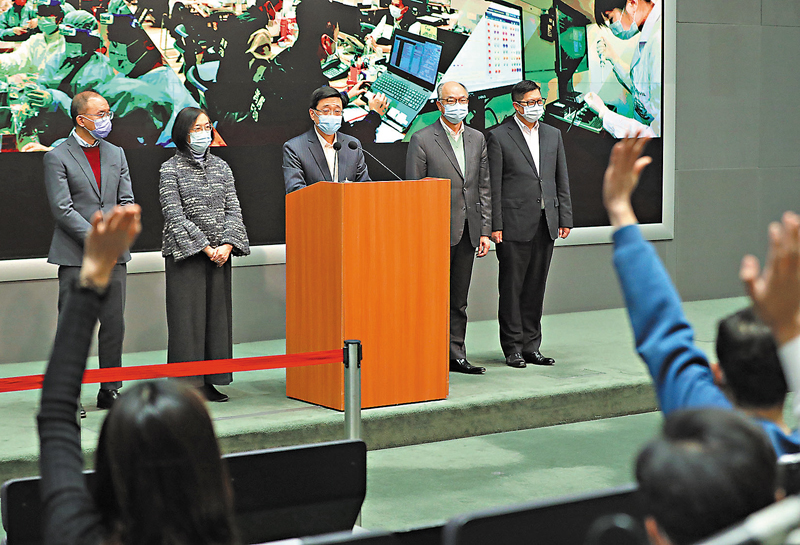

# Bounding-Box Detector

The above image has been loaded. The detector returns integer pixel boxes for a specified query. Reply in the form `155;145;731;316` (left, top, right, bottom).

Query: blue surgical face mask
442;103;468;124
608;7;639;40
38;17;58;35
316;114;342;136
188;130;212;155
521;104;544;124
86;115;112;139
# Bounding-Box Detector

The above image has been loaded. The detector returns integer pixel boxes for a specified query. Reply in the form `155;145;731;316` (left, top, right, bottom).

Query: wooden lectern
285;179;450;410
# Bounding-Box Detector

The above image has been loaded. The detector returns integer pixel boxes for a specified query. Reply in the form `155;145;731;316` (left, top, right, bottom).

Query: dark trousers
450;220;476;360
496;212;555;356
58;264;126;391
165;253;233;386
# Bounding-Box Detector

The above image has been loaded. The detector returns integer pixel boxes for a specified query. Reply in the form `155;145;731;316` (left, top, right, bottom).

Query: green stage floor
0;296;767;535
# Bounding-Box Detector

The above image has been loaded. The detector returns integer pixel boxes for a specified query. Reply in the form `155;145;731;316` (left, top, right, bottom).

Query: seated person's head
714;307;788;411
36;0;69;35
636;408;779;545
594;0;654;28
390;0;408;20
93;381;236;545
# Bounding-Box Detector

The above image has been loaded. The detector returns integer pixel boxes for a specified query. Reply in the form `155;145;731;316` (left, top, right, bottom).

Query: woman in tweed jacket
159;107;250;402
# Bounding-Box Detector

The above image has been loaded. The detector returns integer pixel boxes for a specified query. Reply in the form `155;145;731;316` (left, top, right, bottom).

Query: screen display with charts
436;1;524;94
390;33;442;85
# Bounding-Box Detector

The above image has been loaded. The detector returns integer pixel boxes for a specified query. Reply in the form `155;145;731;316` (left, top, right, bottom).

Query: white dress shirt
513;115;544;209
513;114;540;173
315;128;339;182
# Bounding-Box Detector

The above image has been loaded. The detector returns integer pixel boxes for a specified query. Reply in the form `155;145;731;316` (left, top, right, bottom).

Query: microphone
348;140;402;181
332;141;341;183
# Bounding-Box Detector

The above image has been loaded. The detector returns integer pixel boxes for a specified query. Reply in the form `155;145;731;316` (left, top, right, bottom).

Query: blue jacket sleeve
612;224;732;414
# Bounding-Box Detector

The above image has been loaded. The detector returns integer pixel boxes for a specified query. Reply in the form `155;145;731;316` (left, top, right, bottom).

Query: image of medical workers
34;10;115;102
583;0;661;137
0;0;71;76
366;0;421;51
99;9;199;146
0;0;37;41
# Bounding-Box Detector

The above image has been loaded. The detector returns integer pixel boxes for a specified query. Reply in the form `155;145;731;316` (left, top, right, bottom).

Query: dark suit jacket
487;117;573;242
283;127;370;194
405;119;492;247
43;135;135;266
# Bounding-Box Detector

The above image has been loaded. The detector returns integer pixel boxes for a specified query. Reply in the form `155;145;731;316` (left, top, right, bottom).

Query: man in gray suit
406;81;492;375
283;86;370;194
43;90;134;413
488;80;573;369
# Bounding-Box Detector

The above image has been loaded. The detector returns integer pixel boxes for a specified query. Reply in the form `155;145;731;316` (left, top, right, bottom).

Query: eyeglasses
82;110;114;120
515;99;545;107
190;123;213;132
439;97;469;106
314;108;343;117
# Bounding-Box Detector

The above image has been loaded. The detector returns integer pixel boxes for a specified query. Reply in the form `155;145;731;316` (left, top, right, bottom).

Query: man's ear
709;360;726;387
644;516;672;545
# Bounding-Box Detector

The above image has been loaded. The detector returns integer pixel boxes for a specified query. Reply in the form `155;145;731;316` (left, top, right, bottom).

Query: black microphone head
348;140;358;150
333;142;342;151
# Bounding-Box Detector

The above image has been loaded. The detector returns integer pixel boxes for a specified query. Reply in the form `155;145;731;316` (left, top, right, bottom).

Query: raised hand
80;205;142;290
741;211;800;345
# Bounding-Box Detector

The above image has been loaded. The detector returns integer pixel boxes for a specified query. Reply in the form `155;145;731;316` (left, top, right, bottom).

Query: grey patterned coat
159;149;250;261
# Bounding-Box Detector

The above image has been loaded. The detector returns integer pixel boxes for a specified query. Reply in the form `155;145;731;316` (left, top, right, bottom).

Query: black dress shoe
505;353;527;368
79;403;86;419
449;358;486;374
201;384;229;402
97;388;120;410
522;351;555;366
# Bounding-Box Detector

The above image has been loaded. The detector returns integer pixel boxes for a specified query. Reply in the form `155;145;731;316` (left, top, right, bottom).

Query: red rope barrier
0;349;343;394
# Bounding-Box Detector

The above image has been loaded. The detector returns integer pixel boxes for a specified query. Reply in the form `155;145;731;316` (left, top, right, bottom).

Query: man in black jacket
488;80;573;369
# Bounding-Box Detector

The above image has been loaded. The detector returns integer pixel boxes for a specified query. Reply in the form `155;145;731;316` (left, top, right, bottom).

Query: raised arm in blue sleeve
612;224;731;414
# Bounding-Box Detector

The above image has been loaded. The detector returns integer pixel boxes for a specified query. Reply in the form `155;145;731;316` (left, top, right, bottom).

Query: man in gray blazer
283;86;370;194
488;80;573;369
43;90;134;413
406;81;492;374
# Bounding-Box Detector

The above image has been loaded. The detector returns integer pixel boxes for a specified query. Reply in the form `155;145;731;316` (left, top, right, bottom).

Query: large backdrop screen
0;0;663;259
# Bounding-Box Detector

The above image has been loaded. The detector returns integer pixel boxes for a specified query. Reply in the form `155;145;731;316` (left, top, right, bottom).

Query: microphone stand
333;141;342;182
348;140;402;181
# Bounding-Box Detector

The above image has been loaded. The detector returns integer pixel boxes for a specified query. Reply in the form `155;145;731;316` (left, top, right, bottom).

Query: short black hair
716;307;787;408
510;80;541;103
172;106;214;152
636;409;777;545
70;90;102;125
594;0;653;26
37;3;64;17
309;86;343;111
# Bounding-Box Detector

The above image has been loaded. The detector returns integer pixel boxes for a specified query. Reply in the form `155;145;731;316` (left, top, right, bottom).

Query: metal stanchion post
343;340;362;440
343;340;363;527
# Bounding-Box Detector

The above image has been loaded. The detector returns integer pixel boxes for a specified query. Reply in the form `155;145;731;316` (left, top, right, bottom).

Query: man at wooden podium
406;81;492;375
283;86;371;194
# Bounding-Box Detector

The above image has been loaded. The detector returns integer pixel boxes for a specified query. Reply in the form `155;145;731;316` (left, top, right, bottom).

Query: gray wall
1;0;799;365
